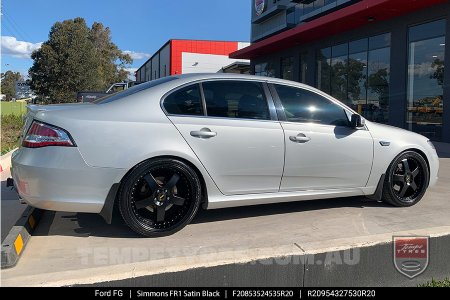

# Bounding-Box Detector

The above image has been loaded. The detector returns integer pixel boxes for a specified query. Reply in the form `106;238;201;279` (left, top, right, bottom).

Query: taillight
22;121;75;148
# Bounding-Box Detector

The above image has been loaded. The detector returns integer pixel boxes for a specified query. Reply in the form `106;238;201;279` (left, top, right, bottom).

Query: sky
1;0;251;78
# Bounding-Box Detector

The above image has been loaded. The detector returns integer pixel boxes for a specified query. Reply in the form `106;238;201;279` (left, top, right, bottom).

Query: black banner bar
1;287;447;299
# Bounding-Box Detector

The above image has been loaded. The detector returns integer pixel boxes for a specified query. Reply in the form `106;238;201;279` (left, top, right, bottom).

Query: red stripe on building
170;40;239;75
230;0;447;59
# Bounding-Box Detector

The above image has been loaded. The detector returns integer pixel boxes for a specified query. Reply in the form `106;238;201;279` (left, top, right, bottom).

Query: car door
270;83;374;191
164;80;284;195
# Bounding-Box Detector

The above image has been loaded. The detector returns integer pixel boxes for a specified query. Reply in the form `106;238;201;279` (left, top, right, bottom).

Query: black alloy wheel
382;151;429;207
118;158;202;237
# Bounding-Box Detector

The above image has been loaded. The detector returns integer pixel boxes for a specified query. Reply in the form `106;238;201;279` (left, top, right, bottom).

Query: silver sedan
11;74;439;236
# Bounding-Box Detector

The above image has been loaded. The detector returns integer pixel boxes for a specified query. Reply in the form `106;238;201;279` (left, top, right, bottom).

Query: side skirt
207;187;366;210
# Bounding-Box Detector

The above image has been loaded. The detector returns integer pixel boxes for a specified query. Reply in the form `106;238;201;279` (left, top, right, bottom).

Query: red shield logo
393;236;429;278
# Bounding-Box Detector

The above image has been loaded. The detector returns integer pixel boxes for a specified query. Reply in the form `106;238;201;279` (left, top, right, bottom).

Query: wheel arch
100;155;209;224
403;148;430;176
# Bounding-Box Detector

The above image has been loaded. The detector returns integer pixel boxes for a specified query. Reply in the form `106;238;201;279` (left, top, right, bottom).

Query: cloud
410;62;440;77
123;67;138;80
123;50;151;60
1;36;42;59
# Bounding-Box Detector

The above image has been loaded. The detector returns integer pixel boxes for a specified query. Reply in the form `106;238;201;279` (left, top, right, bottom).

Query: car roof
172;73;311;88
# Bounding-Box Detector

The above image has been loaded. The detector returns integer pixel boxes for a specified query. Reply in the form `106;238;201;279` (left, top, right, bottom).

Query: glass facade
287;0;354;26
315;33;390;123
407;19;446;141
281;57;294;80
255;62;276;77
299;53;308;84
316;47;331;94
366;35;391;124
251;1;450;141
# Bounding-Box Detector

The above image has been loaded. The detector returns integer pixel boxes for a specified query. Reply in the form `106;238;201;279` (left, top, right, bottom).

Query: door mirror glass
351;114;364;128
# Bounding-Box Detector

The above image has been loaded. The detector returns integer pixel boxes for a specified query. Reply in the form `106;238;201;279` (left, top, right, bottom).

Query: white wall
238;42;251;50
182;52;249;74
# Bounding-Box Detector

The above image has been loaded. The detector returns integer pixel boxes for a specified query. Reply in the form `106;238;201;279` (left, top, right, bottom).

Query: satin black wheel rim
130;166;192;230
391;157;425;202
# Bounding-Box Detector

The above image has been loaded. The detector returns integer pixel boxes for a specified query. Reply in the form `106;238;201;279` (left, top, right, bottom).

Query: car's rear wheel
118;158;202;237
382;151;429;207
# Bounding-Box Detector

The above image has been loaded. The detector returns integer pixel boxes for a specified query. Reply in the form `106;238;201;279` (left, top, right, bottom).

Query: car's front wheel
118;158;202;237
382;151;429;207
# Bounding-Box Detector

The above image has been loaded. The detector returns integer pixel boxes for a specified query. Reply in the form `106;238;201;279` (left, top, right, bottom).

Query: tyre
382;151;429;207
118;158;202;237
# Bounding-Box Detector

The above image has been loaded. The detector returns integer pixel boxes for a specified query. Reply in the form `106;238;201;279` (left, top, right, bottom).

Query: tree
330;60;347;102
89;22;132;88
367;68;389;102
29;18;132;103
1;71;23;101
431;58;444;87
347;58;366;101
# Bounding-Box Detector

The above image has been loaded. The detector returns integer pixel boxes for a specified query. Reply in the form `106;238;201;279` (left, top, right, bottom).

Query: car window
163;84;203;116
202;80;270;120
274;84;350;126
94;77;177;104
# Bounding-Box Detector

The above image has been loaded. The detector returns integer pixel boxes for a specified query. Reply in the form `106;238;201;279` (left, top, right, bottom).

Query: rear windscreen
94;77;178;104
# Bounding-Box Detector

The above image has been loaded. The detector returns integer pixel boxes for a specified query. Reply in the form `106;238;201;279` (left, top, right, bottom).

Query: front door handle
289;133;311;143
190;128;217;139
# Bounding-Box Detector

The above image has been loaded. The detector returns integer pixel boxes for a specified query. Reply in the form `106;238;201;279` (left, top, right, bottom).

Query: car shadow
1;180;19;201
33;196;390;238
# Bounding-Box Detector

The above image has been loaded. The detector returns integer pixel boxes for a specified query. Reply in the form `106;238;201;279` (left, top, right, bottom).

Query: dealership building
136;39;250;82
231;0;450;142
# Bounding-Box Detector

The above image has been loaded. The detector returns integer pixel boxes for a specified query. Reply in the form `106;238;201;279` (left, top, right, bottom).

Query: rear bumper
11;147;127;213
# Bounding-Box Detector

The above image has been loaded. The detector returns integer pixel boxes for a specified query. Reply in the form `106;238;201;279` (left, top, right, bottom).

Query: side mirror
350;114;364;128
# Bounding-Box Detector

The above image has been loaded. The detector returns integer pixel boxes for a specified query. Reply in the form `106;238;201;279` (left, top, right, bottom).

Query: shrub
1;114;24;155
419;278;450;287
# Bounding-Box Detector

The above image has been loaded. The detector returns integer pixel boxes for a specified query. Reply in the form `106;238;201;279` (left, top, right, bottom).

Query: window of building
316;47;331;94
163;84;203;116
348;38;368;114
299;53;308;84
367;34;390;124
314;0;325;10
274;84;349;127
202;81;270;120
407;19;446;141
330;43;348;103
287;1;353;27
255;62;276;77
315;33;391;124
303;2;314;15
281;57;294;81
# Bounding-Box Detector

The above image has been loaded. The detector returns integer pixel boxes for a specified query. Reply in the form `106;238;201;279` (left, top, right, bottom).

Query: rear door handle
190;128;217;139
289;133;311;143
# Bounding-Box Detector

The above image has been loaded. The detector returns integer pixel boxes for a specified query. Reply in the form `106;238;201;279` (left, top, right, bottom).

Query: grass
1;114;24;155
419;278;450;287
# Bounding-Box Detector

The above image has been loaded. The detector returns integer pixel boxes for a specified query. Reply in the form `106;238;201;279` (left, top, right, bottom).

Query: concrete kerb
0;148;17;173
80;232;450;287
2;226;449;286
1;206;43;268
